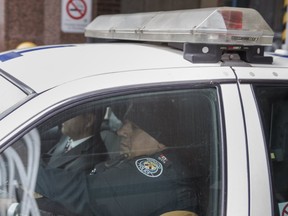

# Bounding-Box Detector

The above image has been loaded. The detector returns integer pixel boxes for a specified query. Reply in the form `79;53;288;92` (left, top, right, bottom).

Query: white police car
0;7;288;216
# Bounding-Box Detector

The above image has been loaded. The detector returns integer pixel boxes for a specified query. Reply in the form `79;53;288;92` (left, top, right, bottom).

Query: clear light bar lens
85;7;274;46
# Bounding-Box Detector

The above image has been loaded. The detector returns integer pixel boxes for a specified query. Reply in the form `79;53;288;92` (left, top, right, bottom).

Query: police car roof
0;43;198;93
0;43;287;94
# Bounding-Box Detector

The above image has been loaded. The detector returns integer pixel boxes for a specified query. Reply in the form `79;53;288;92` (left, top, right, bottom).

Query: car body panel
221;84;249;216
234;67;288;81
0;44;224;93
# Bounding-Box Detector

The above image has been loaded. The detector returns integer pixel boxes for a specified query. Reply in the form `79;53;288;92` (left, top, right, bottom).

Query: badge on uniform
135;158;163;177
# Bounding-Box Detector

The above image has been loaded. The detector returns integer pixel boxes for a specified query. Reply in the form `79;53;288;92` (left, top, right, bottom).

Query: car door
0;67;249;216
235;66;288;216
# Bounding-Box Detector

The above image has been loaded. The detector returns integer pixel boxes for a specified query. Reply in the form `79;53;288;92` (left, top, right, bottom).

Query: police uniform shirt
36;149;197;216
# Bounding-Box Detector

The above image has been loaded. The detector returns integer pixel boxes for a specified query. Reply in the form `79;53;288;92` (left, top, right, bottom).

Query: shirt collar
70;136;92;149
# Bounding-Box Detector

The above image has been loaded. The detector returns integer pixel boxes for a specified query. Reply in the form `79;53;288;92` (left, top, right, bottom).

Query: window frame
1;83;224;216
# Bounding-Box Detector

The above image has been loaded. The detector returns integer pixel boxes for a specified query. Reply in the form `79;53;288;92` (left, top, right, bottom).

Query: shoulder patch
135;157;163;177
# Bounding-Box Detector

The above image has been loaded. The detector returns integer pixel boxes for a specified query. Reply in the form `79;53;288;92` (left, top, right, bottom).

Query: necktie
64;139;72;153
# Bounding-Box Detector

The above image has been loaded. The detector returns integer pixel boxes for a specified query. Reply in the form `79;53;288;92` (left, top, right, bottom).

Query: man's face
117;120;160;158
61;115;89;139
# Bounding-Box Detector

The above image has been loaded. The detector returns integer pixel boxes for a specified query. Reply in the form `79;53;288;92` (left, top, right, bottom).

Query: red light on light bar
221;10;243;30
227;45;242;50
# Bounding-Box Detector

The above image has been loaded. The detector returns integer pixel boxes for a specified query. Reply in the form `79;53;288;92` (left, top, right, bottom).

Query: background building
0;0;284;51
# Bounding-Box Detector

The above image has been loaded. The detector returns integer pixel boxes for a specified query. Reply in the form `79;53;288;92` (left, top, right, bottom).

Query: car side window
0;88;221;216
254;86;288;216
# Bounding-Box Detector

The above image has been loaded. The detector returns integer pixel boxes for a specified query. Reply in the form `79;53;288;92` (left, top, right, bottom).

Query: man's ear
85;113;96;128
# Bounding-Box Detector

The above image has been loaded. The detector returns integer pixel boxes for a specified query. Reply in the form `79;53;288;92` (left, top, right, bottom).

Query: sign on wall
61;0;92;33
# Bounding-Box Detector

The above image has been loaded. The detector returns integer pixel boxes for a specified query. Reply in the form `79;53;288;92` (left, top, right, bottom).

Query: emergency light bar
85;7;274;46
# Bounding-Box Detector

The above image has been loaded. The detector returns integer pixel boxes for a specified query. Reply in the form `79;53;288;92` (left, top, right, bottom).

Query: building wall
0;0;5;51
0;0;122;51
121;0;204;13
250;0;283;34
98;0;121;15
0;0;44;51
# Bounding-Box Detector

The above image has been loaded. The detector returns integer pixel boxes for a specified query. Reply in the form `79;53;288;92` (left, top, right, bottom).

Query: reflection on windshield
0;76;27;116
0;129;41;216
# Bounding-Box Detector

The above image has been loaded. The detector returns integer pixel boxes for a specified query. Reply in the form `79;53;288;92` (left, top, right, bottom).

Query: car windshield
0;76;27;118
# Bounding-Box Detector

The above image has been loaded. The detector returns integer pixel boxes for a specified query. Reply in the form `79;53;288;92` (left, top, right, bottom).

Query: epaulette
155;152;172;168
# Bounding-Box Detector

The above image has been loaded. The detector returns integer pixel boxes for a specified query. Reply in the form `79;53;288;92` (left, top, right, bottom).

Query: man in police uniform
36;100;198;216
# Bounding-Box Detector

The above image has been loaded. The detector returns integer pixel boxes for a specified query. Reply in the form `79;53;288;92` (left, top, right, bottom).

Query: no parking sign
61;0;92;33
